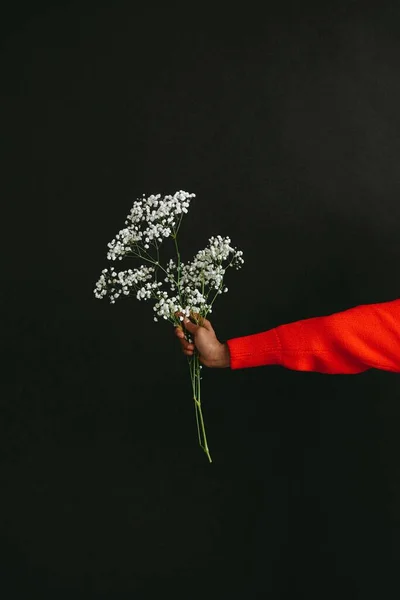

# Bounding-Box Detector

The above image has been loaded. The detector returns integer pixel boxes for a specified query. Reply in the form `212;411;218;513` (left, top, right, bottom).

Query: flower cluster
95;229;244;320
152;292;183;322
106;191;195;260
179;235;244;295
94;190;244;463
94;265;161;304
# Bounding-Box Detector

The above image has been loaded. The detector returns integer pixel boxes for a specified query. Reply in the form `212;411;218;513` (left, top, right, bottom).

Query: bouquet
94;191;244;462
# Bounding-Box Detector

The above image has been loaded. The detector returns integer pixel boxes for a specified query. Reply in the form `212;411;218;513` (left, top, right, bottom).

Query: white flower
106;191;195;261
94;189;245;462
94;264;159;304
95;191;244;323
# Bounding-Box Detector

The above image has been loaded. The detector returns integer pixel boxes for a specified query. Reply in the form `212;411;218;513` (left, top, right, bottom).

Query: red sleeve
226;298;400;374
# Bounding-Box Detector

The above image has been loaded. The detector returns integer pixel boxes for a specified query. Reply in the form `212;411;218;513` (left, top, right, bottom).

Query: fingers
175;310;213;332
181;337;195;355
202;318;213;332
175;310;187;323
174;325;195;354
188;311;214;331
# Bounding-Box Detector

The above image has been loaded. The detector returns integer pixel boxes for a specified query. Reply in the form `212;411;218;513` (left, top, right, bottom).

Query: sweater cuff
226;328;282;370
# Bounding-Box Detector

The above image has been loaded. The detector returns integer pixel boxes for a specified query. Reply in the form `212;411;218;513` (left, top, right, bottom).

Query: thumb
183;317;198;334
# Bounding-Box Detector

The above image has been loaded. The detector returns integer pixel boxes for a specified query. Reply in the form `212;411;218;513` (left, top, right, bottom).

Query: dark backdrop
2;2;400;598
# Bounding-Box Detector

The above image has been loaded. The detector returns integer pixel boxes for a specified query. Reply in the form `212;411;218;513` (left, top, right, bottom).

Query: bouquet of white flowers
94;191;244;462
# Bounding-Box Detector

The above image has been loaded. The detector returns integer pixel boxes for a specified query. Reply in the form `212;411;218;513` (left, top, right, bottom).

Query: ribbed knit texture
226;299;400;374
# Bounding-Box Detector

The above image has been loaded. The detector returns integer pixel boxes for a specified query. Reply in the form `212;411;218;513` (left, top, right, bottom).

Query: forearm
226;298;400;374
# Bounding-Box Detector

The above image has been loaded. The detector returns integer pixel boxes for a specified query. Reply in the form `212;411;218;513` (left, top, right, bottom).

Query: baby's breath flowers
94;191;244;462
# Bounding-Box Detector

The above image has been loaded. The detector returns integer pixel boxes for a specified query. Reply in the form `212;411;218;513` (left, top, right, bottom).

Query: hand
174;312;230;368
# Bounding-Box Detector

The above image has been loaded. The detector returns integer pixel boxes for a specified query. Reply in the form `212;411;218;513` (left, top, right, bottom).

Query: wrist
217;342;230;368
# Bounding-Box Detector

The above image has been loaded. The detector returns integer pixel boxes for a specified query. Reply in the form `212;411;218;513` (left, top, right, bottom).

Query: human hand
174;312;230;368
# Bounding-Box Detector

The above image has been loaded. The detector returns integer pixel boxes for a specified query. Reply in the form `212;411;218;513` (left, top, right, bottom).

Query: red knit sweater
226;298;400;374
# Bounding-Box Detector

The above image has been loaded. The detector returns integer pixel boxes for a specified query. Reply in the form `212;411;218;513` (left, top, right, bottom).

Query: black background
2;1;400;598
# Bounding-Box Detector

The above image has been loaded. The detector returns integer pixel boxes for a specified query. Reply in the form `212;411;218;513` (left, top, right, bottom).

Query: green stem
203;256;236;318
190;351;212;463
171;228;185;310
126;229;214;461
189;356;202;447
174;211;184;236
153;241;160;284
127;246;179;288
